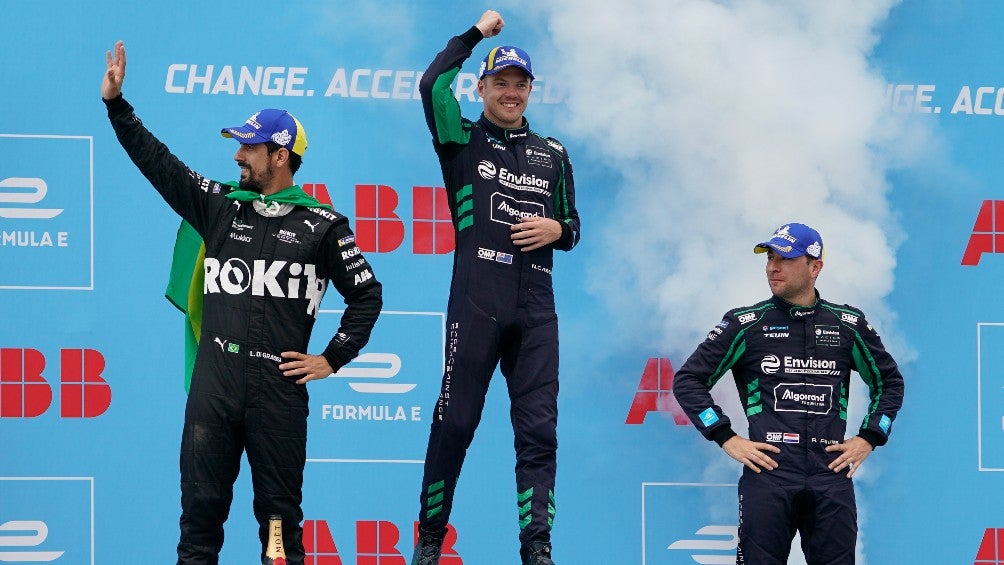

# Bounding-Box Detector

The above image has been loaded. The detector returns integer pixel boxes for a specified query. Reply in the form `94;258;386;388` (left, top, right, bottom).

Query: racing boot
411;529;444;565
520;541;554;565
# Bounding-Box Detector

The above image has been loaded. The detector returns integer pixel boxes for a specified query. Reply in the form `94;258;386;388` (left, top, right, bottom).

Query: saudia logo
203;257;326;315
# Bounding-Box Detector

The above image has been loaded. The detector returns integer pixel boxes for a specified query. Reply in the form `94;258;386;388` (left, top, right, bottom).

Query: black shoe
520;541;554;565
411;531;444;565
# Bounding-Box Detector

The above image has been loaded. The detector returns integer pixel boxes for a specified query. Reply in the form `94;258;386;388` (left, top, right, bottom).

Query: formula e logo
737;312;756;324
0;521;64;562
0;178;63;219
668;525;738;564
332;352;412;394
477;160;497;180
760;354;780;374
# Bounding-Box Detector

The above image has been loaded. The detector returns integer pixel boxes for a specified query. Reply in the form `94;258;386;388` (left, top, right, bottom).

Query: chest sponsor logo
841;312;859;325
782;356;840;375
525;147;553;168
497;167;552;197
760;354;780;374
737;312;757;324
765;432;800;444
477;160;497;180
277;229;301;245
203;257;327;316
774;383;833;414
815;325;841;347
477;247;513;264
762;324;790;339
491;192;546;226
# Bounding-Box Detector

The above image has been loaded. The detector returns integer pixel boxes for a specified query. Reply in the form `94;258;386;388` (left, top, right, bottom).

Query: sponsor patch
879;414;892;433
774;383;833;414
815;325;841;347
737;312;756;324
698;408;719;427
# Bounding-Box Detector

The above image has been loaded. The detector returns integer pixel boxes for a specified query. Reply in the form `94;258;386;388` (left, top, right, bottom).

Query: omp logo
0;520;64;561
0;178;63;219
667;525;737;564
737;312;756;324
975;528;1004;564
760;354;780;374
840;312;859;325
477;160;497;180
333;353;412;394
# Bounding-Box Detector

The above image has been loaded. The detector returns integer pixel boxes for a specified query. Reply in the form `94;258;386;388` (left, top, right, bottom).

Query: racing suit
105;95;382;565
414;26;580;549
673;293;904;564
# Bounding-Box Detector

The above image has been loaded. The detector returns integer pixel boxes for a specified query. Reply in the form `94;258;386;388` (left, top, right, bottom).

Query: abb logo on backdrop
976;528;1004;564
963;200;1004;265
303;520;462;564
0;348;110;418
302;183;454;255
625;357;689;425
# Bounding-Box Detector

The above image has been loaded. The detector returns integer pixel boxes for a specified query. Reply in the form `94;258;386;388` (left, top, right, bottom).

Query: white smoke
516;1;925;563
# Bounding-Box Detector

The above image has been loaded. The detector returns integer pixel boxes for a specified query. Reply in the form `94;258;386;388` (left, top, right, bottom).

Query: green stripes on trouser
425;480;445;519
517;487;556;529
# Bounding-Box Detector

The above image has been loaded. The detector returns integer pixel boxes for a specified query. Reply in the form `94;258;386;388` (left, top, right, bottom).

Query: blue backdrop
2;1;1002;563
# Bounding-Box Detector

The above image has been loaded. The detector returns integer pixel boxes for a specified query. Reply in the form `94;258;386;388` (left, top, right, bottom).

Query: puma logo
304;219;320;233
214;337;227;351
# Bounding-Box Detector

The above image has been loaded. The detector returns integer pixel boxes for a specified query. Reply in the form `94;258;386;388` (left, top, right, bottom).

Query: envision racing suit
105;96;382;565
415;27;580;548
673;294;904;565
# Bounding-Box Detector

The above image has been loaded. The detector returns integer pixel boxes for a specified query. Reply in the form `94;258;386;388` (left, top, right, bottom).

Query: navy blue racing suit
105;95;382;565
673;294;904;564
414;26;580;548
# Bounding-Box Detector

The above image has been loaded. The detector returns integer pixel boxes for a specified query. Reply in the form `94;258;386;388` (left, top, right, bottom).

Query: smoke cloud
519;1;925;563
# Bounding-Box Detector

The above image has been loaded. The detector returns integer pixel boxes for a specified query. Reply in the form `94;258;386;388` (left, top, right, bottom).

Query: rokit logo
0;348;111;418
302;519;463;564
625;358;689;425
203;258;326;315
0;520;64;562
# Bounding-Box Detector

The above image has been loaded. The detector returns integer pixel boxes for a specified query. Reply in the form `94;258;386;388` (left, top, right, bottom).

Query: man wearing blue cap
673;223;905;564
101;41;382;565
410;9;580;565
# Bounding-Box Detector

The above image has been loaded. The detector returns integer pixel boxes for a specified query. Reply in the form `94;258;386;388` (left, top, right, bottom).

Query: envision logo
0;520;64;562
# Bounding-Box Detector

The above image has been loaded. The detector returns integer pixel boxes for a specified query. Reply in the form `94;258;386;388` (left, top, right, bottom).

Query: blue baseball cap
754;223;824;259
479;46;534;80
221;109;308;156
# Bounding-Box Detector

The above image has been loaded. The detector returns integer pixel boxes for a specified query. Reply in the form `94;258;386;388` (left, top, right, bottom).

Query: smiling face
478;66;532;129
765;249;823;306
234;142;279;193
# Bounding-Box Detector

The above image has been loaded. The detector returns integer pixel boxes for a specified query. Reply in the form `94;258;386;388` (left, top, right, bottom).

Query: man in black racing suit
673;223;904;565
411;10;580;565
102;41;382;565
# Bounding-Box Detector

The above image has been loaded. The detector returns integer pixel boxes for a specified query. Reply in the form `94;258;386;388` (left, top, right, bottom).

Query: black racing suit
414;26;580;548
673;294;904;565
105;96;382;565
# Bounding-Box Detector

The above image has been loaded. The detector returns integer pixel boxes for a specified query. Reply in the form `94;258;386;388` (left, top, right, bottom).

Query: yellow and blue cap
221;109;307;157
479;46;534;80
754;223;824;259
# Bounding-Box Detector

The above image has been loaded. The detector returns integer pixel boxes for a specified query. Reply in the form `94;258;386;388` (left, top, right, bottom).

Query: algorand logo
203;257;326;316
761;354;780;374
477;160;497;180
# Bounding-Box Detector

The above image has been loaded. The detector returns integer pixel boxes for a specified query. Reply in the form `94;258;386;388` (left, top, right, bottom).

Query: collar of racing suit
771;290;821;319
478;113;530;145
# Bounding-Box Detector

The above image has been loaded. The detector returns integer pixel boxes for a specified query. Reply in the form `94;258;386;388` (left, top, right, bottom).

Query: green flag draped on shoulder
164;184;331;393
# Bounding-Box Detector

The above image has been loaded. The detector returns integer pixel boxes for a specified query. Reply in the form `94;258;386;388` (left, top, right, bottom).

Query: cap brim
221;127;271;144
754;242;805;258
482;64;534;81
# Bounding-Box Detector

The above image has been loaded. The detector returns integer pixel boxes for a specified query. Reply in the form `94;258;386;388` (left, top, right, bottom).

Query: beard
237;160;274;193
